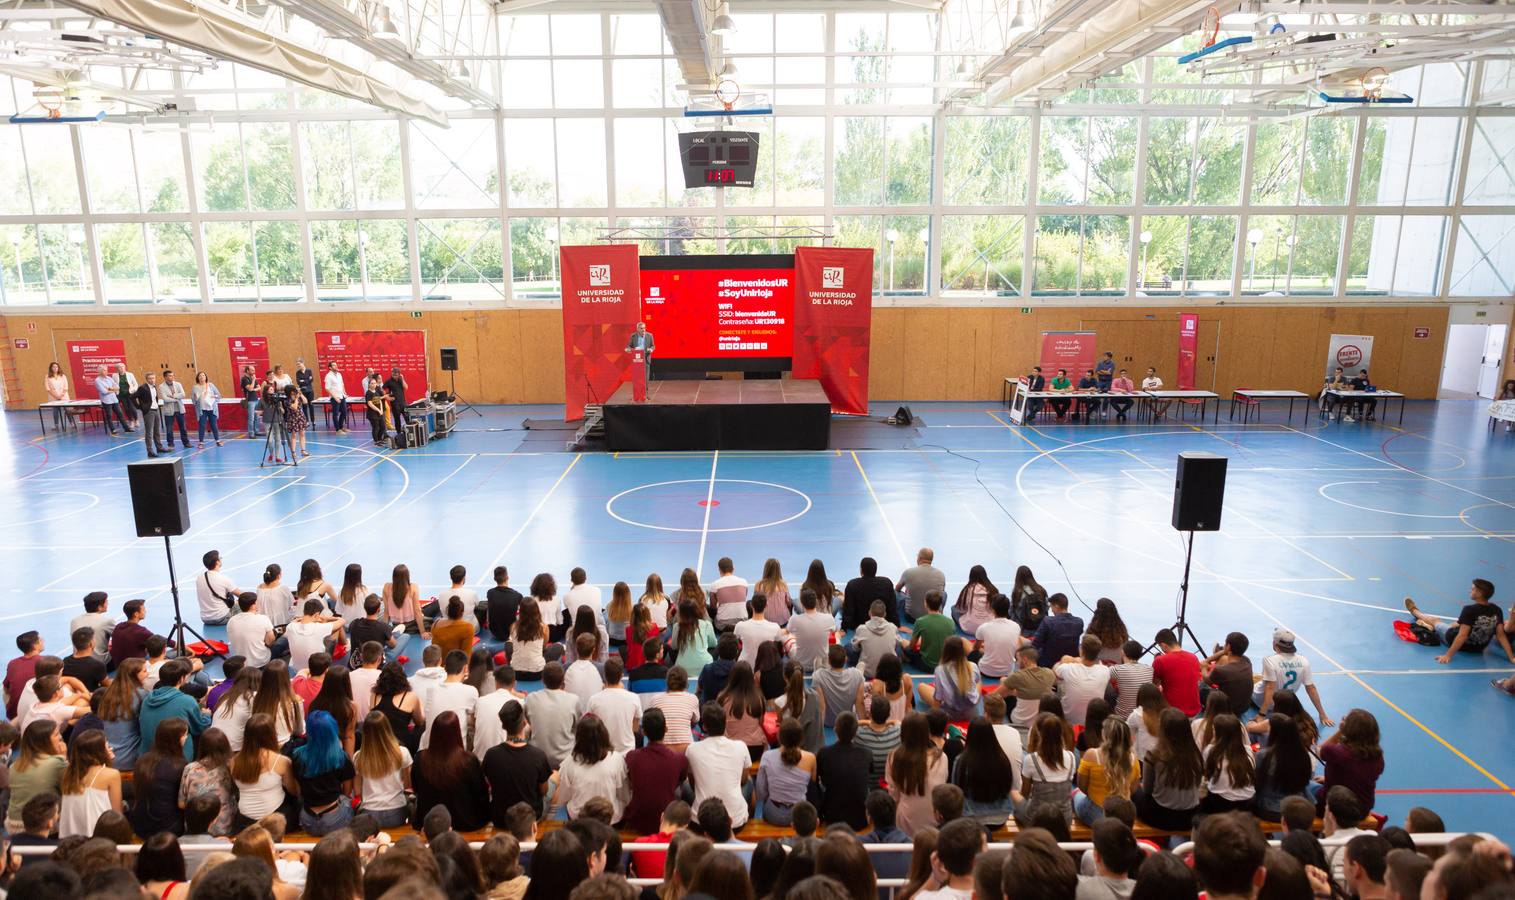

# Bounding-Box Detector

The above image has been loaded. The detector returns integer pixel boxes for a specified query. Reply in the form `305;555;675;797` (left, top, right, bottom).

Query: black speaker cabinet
440;347;458;372
1172;451;1227;532
127;458;190;537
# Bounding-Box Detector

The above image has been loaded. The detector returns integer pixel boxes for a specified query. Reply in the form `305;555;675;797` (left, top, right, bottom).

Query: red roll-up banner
792;247;874;416
1177;313;1199;390
1038;331;1097;378
223;336;270;428
560;244;642;421
66;339;126;400
314;331;429;400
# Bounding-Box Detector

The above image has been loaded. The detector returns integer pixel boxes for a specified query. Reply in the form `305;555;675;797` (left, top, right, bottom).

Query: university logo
821;266;845;289
589;264;611;286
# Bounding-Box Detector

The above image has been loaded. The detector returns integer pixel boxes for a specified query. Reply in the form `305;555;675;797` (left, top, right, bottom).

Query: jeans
300;800;354;836
197;410;220;443
244;398;261;436
762;801;795;826
330;399;348;431
164;411;190;447
1073;789;1104;826
102;402;130;432
360;805;409;828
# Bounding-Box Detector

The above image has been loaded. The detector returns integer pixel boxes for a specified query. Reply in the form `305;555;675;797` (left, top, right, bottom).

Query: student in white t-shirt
562;567;602;627
348;641;384;720
1142;367;1171;419
584;657;642;753
1252;627;1333;727
284;599;346;674
563;633;604;714
423;564;480;622
708;557;751;630
911;818;984;900
973;594;1023;679
196;551;240;627
684;701;753;829
226;593;283;667
1053;634;1112;727
733;594;782;668
256;564;296;629
419;650;479;751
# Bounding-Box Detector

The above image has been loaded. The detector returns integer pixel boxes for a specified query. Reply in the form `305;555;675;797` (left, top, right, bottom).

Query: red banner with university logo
560;244;642;421
66;339;126;400
1038;332;1097;379
792;247;874;416
1177;313;1199;390
314;331;429;404
222;336;270;428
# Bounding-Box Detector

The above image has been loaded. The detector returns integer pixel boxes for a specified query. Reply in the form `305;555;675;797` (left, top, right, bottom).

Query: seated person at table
1076;369;1100;422
1405;579;1515;665
1108;369;1135;421
1319;367;1350;420
1048;370;1073;420
1142;368;1170;419
1025;366;1046;420
1350;369;1377;420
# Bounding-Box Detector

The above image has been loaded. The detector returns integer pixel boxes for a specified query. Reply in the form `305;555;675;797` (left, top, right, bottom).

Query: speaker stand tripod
162;535;223;661
448;370;480;417
1147;529;1205;656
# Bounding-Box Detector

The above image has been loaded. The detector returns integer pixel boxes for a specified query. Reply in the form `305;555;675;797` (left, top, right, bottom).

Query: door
1477;324;1507;400
1439;324;1486;399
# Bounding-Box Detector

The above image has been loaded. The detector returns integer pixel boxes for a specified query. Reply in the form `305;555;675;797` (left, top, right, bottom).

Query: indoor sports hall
0;0;1513;894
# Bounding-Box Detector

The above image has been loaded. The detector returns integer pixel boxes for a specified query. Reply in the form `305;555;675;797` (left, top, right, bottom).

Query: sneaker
1343;415;1354;422
216;440;224;447
1404;597;1419;616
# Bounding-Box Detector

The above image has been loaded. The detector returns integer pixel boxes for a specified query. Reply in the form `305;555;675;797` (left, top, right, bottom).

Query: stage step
572;405;604;449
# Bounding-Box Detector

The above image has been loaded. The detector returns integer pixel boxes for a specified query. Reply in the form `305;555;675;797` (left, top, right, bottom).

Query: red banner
66;339;126;400
1039;332;1097;379
221;336;270;428
560;244;642;421
792;247;874;416
314;331;429;405
1177;313;1199;390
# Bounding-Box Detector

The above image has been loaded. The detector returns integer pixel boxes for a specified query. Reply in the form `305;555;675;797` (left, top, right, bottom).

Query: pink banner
1038;332;1097;379
1177;314;1199;390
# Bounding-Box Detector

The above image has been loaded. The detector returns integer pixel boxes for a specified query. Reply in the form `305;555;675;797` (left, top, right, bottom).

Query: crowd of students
0;551;1508;900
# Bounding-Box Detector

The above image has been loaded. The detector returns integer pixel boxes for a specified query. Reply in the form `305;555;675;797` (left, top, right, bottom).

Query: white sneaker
1343;415;1354;422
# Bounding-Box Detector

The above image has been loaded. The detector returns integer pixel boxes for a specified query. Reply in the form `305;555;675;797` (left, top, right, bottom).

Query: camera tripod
260;415;297;467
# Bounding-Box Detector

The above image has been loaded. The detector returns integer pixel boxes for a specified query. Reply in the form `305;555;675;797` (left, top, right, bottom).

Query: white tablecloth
1490;399;1515;423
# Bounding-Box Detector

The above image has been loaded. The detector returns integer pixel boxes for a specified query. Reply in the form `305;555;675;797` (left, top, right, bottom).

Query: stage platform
603;379;831;451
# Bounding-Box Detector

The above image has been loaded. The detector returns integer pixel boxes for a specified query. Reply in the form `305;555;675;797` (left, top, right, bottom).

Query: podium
630;350;647;402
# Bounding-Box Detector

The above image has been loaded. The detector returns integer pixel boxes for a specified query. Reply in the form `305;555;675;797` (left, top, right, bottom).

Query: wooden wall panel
2;304;1454;407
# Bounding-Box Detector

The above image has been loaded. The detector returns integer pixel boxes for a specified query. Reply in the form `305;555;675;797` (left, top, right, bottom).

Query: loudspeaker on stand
127;458;190;537
1172;451;1227;532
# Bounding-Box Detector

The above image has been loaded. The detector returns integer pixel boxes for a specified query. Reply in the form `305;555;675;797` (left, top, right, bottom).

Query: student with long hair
230;713;298;829
383;563;427;638
1087;598;1130;664
554;715;629;822
191;370;224;447
59;729;122;837
564;605;606;664
371;660;424;754
510;596;551;680
303;829;364;900
717;661;768;760
885;712;947;837
99;657;148;770
1009;565;1048;631
1253;714;1314;822
865;653;915;723
606;582;634;655
209;667;260;752
231;825;301;900
954;565;999;634
1132;707;1204;831
751;558;790;628
526;572;565;643
411;710;488;830
307;665;357;754
177;727;236;836
246;662;300;750
895;827;940;900
1317;708;1383;816
639;573;670;627
950;717;1013;827
919;636;981;719
1014;712;1077;826
671;598;718;678
130;717;190;837
755;717;817;826
6;720;66;831
289;710;355;835
1080;698;1113;754
257;563;296;629
353;711;412;827
780;660;824;753
525;829;591;900
688;849;755;900
671;568;709;621
335;563;367;624
1073;718;1139;826
1200;713;1256;813
1125;682;1168;760
1247;689;1320;750
135;831;191;900
625;603;662;670
294;559;338;613
755;639;787;701
803;559;837;615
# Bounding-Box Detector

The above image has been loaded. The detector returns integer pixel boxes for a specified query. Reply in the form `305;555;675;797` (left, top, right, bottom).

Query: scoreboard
677;131;759;188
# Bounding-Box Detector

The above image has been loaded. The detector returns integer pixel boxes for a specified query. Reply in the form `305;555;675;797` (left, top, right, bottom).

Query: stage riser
604;402;830;451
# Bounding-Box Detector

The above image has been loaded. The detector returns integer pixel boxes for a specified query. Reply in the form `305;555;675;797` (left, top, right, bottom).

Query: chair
1234;388;1262;424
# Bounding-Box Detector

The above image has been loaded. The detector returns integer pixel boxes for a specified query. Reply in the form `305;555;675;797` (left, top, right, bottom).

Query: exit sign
1020;307;1032;314
1413;327;1430;339
409;311;422;319
12;338;27;349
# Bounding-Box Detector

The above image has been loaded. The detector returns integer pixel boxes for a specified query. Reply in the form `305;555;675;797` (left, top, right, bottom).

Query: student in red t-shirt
1150;629;1201;717
628;799;692;879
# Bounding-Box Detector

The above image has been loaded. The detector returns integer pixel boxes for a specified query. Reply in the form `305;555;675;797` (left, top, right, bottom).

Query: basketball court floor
2;400;1511;836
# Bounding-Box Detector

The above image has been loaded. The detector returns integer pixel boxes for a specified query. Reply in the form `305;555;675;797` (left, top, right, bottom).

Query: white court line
476;455;582;585
17;441;135;481
1290;427;1515;513
0;603;83;623
695;451;719;579
851;451;912;570
1317;668;1515;677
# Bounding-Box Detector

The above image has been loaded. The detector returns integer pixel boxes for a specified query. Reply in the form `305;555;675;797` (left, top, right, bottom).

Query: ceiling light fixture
718;60;738;78
1010;0;1030;29
712;2;737;37
371;4;400;40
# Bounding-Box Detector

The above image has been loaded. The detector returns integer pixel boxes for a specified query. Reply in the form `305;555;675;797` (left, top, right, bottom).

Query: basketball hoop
714;79;741;112
34;87;64;120
1360;67;1388;102
1200;6;1221;48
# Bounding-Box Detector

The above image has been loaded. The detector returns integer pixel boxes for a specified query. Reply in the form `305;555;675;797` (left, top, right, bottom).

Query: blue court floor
3;398;1513;837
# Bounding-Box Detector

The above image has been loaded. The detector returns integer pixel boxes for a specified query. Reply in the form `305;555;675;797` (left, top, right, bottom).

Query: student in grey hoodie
850;600;899;679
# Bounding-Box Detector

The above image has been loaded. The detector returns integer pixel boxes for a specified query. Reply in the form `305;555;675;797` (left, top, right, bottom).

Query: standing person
134;371;168;457
1108;368;1136;421
294;359;315;407
1252;628;1333;726
258;370;280;446
191;372;223;448
159;370;190;450
383;367;409;430
282;385;310;459
322;362;348;434
94;364;132;434
239;365;261;439
44;362;71;431
364;374;388;446
1095;351;1116;418
1150;629;1201;717
115;362;140;427
953;565;998;636
896;548;946;625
